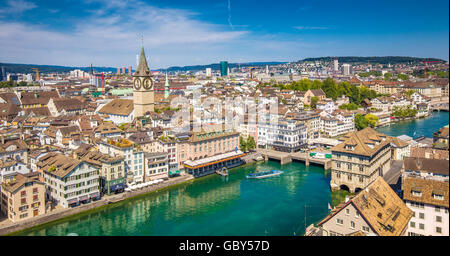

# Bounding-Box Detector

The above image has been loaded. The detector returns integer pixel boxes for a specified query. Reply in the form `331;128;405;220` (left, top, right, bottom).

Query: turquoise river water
13;111;448;236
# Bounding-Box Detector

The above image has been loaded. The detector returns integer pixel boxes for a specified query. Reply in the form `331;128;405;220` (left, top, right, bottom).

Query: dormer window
411;189;422;197
433;191;444;200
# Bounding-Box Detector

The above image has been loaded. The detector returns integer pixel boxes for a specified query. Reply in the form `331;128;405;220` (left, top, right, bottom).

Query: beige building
1;173;46;222
330;127;392;193
318;177;413;236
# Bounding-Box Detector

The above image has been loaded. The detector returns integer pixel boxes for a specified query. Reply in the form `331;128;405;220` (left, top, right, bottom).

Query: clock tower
133;46;154;117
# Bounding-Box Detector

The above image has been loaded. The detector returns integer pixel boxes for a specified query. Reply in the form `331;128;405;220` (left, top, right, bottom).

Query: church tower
164;73;170;99
133;46;154;117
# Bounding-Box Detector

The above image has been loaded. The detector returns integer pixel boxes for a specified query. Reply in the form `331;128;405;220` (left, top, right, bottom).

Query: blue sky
0;0;448;69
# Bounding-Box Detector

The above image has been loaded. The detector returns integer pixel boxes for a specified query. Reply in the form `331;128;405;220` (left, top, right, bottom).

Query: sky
0;0;448;69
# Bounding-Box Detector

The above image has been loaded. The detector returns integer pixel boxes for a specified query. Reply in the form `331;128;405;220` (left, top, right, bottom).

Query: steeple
164;73;170;99
135;46;151;77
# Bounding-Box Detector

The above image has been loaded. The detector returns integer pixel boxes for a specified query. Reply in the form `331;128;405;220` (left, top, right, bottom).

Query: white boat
246;170;283;179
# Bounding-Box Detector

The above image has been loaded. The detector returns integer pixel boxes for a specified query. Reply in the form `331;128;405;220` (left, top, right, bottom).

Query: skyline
0;0;449;69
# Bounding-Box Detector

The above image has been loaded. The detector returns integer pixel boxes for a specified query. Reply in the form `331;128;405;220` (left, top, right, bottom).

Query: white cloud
294;26;328;30
0;0;37;14
0;0;250;68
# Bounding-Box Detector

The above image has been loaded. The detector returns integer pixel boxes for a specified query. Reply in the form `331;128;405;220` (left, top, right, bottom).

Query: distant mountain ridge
0;62;117;74
298;56;446;64
158;62;288;72
0;61;286;74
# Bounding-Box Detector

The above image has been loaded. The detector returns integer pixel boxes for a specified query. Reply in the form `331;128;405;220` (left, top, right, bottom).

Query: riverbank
0;174;195;236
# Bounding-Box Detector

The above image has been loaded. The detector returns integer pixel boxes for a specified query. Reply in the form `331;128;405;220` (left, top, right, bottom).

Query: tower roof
135;47;151;76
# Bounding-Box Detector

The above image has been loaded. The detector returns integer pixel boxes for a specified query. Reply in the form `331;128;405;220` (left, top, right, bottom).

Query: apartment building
144;152;169;181
98;138;144;184
37;152;100;208
330;127;392;193
318;177;412;236
1;173;46;222
79;151;125;195
402;176;449;236
257;118;307;152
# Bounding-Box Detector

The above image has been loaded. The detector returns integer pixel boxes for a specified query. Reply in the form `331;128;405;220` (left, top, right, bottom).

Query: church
133;46;155;117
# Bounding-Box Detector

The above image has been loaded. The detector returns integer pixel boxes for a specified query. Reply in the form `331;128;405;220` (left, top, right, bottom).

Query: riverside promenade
0;174;194;236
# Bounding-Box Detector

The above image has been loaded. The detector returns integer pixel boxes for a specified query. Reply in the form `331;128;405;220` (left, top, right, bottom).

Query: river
15;161;349;236
376;111;449;138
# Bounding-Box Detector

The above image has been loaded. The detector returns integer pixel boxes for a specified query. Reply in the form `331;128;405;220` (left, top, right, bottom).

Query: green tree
310;96;319;109
365;114;379;128
339;102;359;110
384;73;393;81
239;136;247;152
246;136;256;151
404;90;415;97
322;78;339;100
355;114;369;130
397;73;409;81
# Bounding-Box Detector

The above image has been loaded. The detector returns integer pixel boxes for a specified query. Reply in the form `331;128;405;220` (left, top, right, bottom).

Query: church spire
135;46;151;76
164;72;170;99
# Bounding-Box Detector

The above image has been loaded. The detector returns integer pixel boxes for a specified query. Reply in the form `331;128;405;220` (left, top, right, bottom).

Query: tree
246;136;256;151
397;73;409;81
322;78;339;100
239;136;247;152
384;72;393;81
339;103;359;110
404;90;415;98
310;96;319;109
365;114;379;128
355;114;368;130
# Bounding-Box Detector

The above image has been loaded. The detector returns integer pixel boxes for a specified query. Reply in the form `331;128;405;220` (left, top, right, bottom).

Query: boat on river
246;170;283;179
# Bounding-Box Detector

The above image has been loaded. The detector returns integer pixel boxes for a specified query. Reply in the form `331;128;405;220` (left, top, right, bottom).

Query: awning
169;170;181;175
79;195;89;201
90;192;100;198
184;150;245;169
68;198;78;204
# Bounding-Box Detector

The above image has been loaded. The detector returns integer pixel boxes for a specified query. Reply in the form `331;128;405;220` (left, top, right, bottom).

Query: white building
98;138;144;184
258;118;307;152
342;64;352;75
38;153;100;208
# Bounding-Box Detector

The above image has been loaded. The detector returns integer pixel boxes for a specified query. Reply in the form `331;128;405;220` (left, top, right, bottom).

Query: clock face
143;78;153;90
134;79;141;90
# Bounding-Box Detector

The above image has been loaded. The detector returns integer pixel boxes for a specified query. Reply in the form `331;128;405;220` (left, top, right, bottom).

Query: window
362;226;370;232
410;222;415;228
419;213;424;219
336;218;343;225
345;209;350;215
412;190;422;197
21;198;26;205
436;227;442;234
355;211;360;218
21;191;26;197
419;223;424;230
436;216;442;223
350;221;355;229
33;188;38;194
435;206;441;212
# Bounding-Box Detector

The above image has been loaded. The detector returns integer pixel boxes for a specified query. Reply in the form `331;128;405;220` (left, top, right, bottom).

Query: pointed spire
134;46;151;76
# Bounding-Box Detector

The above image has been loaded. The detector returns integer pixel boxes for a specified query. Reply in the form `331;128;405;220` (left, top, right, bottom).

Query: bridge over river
257;149;332;170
